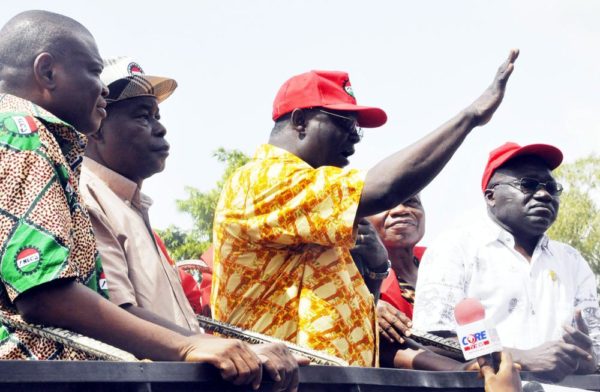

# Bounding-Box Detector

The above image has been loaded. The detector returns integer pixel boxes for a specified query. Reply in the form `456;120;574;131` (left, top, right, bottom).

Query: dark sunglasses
489;177;563;196
318;109;364;140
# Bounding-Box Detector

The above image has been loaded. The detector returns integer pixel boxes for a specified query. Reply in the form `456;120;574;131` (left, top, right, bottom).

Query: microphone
454;298;503;371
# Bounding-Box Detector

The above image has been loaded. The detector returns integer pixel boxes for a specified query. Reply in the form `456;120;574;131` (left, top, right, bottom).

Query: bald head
0;10;108;134
0;10;92;92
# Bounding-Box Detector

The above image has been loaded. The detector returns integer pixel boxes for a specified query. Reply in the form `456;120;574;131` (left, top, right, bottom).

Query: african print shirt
211;144;377;367
0;94;107;360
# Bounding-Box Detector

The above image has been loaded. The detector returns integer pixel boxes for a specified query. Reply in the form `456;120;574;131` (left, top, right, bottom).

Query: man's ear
32;53;57;90
290;108;306;128
290;109;307;139
484;189;496;208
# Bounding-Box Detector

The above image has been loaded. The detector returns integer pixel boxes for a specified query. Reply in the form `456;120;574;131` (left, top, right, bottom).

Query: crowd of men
0;9;597;392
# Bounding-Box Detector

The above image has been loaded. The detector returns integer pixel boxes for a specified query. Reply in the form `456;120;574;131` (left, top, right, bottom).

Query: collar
482;213;550;251
83;157;153;211
254;144;313;168
0;94;85;140
0;94;88;169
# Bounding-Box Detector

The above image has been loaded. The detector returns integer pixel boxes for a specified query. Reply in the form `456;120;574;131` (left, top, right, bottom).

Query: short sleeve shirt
211;144;377;367
0;94;107;360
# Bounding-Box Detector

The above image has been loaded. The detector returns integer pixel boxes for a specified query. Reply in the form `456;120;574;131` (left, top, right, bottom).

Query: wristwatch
365;259;391;280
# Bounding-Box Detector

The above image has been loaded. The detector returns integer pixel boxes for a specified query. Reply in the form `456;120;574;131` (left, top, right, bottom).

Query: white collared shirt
413;213;599;358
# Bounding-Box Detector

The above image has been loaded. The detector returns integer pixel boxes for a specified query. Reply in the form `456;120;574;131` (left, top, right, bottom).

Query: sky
2;1;599;246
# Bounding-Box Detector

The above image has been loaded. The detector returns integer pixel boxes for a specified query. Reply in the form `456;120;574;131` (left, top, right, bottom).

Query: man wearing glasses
212;51;518;367
413;142;599;381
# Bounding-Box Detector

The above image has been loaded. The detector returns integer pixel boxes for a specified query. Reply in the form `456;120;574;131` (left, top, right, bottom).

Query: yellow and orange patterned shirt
211;144;377;367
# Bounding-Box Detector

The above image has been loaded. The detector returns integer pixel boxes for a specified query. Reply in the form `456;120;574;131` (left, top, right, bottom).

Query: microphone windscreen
454;297;486;326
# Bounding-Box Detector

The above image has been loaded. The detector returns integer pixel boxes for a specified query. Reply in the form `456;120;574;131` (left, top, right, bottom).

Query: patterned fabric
212;144;377;367
0;94;106;360
413;214;600;363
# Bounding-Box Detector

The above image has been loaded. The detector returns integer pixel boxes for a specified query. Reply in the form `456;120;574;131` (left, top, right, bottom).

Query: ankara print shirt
0;94;107;360
212;144;377;367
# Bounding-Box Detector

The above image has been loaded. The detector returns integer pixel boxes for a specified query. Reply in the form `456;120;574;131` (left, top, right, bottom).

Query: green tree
156;148;250;261
547;154;600;291
156;225;206;261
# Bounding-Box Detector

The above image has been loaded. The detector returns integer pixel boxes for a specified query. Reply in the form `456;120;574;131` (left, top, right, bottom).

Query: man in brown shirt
81;57;200;335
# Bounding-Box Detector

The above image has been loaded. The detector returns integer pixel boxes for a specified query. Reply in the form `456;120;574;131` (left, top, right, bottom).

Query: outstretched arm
358;49;519;218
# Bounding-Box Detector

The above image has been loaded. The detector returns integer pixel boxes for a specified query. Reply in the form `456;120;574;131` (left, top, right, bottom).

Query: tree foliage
547;154;600;290
155;225;207;261
156;148;250;261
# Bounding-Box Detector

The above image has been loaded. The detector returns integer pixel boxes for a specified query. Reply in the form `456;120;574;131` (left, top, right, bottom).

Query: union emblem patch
15;247;41;273
127;62;144;75
343;79;355;98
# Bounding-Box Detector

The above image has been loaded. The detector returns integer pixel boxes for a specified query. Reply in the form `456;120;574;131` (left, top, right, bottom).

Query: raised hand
467;49;519;127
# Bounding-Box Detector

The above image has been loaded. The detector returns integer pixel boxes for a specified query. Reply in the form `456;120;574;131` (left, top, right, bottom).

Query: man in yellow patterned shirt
212;50;519;367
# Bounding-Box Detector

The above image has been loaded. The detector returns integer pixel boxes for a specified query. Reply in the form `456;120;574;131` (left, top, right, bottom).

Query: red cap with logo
481;142;563;192
272;70;387;128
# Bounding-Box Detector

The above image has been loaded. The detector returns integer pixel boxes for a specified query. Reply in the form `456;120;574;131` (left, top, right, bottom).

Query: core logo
461;331;489;351
16;248;40;270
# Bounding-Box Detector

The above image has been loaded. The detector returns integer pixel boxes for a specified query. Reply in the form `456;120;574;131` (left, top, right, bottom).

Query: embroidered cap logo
127;62;144;75
343;79;355;98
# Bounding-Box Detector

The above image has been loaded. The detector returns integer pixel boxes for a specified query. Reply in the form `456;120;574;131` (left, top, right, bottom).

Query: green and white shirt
0;94;107;360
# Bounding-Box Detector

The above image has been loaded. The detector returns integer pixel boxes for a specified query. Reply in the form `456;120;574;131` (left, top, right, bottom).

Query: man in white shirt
413;142;599;382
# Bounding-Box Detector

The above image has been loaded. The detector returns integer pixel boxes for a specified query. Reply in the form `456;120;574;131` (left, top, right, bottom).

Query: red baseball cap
272;70;387;128
481;142;563;192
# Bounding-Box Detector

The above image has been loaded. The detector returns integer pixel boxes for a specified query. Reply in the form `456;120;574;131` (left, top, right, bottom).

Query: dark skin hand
351;219;388;299
562;310;597;374
439;319;594;383
507;338;592;383
15;280;306;391
251;343;309;392
377;299;413;344
358;49;519;219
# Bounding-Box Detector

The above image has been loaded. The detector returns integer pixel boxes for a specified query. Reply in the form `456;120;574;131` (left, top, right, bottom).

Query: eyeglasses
319;109;364;140
489;177;563;196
